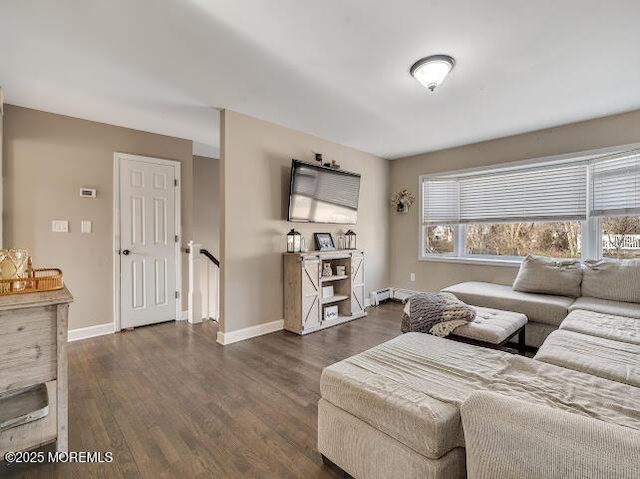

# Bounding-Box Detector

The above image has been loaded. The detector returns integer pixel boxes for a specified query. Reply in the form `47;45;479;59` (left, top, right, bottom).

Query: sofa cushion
512;255;583;298
320;333;640;461
452;306;527;344
442;281;572;326
569;296;640;319
461;392;640;479
560;309;640;345
535;330;640;387
582;258;640;303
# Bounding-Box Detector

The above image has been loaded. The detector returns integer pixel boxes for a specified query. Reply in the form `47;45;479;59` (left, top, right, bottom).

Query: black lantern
345;230;357;250
287;229;302;253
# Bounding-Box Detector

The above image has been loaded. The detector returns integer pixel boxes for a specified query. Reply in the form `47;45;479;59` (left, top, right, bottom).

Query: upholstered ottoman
451;306;528;354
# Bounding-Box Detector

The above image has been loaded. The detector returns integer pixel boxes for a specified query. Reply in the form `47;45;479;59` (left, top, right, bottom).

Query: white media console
283;250;366;334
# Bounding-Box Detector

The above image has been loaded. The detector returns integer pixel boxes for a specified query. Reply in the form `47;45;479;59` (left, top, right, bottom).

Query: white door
119;156;179;328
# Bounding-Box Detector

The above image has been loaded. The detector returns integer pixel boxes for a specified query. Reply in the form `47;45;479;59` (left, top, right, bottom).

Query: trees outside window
425;225;455;254
465;222;581;258
602;216;640;259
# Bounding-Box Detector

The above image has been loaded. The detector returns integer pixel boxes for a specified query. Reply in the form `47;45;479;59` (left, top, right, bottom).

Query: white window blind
459;163;587;223
423;162;588;224
422;179;458;224
591;150;640;217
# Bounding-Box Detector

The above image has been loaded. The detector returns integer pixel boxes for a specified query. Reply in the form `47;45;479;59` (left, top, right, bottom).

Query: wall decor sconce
391;189;415;214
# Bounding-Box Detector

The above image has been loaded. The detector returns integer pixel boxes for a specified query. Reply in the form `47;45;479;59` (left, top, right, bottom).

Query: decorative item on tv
322;262;333;277
337;235;345;250
323;159;341;170
345;230;357;250
288;160;361;224
314;233;336;251
391;189;416;214
286;229;302;253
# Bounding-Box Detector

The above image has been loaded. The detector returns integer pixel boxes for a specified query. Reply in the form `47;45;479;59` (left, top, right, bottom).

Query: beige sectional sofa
443;257;640;347
318;256;640;479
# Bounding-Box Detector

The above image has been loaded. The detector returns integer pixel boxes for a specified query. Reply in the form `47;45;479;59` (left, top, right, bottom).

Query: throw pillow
582;258;640;303
401;292;476;336
512;255;583;298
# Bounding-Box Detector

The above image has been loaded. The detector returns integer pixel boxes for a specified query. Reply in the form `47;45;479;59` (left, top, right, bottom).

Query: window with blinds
591;150;640;217
422;162;588;225
420;146;640;261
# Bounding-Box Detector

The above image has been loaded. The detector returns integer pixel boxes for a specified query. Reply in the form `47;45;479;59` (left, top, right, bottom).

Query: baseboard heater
369;288;422;305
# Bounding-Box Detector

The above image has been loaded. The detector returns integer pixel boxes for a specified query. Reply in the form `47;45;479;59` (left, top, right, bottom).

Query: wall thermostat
79;188;97;198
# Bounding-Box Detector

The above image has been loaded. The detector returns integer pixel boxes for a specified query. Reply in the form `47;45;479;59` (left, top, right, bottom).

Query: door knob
122;249;131;256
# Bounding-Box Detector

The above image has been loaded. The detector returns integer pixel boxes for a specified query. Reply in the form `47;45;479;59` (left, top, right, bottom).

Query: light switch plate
81;220;92;234
52;220;69;233
79;188;97;198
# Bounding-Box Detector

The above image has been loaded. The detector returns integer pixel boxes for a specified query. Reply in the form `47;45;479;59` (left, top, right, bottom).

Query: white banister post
188;241;203;324
213;265;219;320
202;259;210;320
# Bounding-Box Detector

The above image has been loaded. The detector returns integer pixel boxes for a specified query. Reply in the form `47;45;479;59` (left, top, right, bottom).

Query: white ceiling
2;0;640;159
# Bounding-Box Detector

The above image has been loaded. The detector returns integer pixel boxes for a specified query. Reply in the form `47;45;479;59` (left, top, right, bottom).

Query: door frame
113;152;182;331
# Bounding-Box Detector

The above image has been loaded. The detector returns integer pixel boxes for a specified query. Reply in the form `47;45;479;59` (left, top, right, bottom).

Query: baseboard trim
68;322;115;342
216;319;284;346
365;298;371;307
179;310;188;321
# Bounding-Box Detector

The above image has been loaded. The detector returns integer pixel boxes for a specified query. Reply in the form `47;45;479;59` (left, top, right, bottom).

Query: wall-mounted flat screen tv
287;160;361;224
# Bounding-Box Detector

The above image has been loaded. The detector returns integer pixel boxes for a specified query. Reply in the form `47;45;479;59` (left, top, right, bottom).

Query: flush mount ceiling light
410;55;455;91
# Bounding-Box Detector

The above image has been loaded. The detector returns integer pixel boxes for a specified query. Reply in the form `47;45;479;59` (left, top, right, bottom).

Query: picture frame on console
314;233;336;251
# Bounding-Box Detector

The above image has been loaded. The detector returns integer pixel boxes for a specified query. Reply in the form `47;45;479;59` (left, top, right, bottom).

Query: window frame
418;143;640;266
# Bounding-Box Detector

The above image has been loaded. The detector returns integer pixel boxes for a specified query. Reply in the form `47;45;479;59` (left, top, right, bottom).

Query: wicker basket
0;268;64;295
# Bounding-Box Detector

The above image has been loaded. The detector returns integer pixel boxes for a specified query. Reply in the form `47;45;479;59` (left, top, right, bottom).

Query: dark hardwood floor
1;302;405;479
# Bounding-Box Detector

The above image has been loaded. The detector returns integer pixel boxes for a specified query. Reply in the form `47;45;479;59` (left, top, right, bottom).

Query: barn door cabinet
283;250;367;335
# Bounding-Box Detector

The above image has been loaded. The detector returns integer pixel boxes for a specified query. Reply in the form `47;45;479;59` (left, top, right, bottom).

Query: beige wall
220;110;390;333
0;89;3;247
2;105;193;330
192;155;220;257
389;109;640;293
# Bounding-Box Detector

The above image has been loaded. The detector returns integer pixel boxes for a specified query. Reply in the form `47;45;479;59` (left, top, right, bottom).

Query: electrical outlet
410;273;416;282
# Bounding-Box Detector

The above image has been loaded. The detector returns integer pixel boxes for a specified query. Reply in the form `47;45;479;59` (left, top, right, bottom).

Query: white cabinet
284;250;367;335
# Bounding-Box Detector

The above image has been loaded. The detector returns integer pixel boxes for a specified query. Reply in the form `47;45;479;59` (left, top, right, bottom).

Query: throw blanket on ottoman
401;292;476;337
